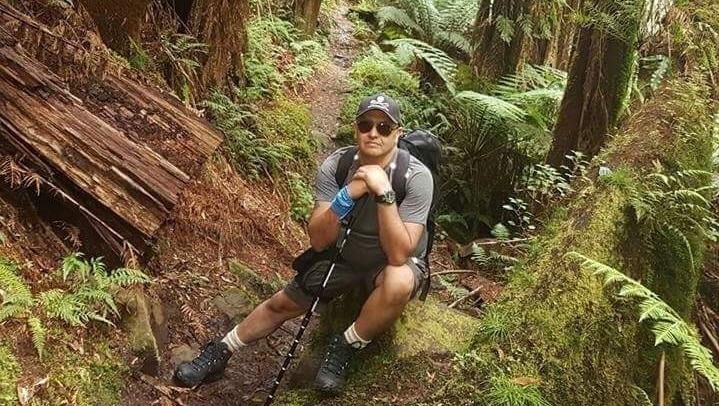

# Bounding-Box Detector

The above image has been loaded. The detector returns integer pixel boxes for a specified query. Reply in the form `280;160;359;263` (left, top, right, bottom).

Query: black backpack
334;129;441;300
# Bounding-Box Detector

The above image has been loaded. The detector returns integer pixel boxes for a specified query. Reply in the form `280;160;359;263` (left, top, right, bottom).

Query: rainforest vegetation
0;0;718;405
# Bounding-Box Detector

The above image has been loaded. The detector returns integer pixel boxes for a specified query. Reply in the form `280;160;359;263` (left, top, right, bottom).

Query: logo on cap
369;96;389;110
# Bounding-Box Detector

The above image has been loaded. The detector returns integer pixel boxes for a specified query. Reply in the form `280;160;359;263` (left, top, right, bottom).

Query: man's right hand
346;178;369;200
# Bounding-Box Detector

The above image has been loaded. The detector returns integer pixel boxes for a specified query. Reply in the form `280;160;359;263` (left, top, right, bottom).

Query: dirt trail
121;7;359;406
301;4;359;158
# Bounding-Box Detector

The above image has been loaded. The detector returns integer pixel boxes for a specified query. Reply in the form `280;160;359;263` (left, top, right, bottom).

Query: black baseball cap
355;93;402;124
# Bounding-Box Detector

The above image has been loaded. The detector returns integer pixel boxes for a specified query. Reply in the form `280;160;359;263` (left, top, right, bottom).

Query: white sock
221;326;247;352
343;322;371;349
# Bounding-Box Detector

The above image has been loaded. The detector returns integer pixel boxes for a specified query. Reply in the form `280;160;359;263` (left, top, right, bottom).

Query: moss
274;300;480;405
257;96;317;173
0;343;20;404
33;332;128;406
459;74;717;405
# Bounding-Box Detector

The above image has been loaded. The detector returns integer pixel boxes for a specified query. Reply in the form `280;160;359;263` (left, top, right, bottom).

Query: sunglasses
356;120;398;136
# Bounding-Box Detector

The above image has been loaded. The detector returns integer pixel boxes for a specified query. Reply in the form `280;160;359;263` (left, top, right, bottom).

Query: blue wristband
330;186;356;219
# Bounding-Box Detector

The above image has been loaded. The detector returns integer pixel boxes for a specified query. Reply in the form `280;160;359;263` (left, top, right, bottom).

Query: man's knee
265;290;306;315
376;264;415;305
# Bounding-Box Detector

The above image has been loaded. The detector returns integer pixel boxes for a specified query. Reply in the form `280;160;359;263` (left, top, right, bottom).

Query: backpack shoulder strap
334;146;358;187
392;148;410;205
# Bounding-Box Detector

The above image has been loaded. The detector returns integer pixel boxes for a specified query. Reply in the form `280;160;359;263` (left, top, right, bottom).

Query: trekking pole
263;209;360;406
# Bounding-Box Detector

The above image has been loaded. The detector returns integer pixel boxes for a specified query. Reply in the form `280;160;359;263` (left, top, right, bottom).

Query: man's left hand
353;165;391;195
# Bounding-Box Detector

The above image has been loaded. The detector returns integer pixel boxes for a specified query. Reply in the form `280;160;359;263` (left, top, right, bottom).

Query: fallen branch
474;237;533;246
449;285;483;309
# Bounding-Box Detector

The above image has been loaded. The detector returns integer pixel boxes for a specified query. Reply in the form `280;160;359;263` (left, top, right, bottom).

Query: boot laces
191;342;227;371
322;337;354;375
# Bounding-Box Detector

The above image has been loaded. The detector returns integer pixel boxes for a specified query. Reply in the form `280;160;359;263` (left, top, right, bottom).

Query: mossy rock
274;299;480;405
117;287;161;376
228;260;284;297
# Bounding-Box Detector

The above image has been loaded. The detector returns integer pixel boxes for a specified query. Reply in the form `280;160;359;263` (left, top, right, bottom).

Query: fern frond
438;0;478;33
455;91;527;122
90;256;107;276
61;252;89;282
384;38;457;93
377;6;426;37
631;385;654;406
434;30;472;55
567;252;719;391
108;268;151;287
75;287;119;316
0;259;33;320
659;224;694;272
27;317;46;358
39;289;86;327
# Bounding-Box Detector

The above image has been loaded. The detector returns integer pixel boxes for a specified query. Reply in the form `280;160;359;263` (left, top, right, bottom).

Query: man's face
354;110;402;159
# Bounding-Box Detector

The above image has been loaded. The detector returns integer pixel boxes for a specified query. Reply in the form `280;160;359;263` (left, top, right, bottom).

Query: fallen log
0;43;222;261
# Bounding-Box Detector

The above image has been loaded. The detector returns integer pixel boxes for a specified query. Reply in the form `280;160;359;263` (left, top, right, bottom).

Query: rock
211;287;256;324
117;287;161;376
169;344;196;369
227;260;283;297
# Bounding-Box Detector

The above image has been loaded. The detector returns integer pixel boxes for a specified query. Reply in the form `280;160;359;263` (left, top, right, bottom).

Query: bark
294;0;322;37
0;45;222;260
554;0;583;70
78;0;152;54
546;0;638;169
470;0;534;82
189;0;249;92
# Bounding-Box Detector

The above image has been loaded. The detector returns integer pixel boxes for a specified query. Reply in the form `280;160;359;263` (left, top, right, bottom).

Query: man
175;93;433;394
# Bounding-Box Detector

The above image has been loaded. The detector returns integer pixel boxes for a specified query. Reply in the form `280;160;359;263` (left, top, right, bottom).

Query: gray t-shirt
314;146;433;270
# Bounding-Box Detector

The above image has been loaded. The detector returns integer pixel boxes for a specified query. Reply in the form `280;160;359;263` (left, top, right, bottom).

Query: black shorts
283;257;427;308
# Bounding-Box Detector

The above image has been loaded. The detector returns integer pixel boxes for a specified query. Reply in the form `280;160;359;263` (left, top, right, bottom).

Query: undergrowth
0;253;150;358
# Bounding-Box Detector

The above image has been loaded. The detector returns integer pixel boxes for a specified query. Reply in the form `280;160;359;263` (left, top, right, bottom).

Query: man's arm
307;179;368;251
353;165;426;265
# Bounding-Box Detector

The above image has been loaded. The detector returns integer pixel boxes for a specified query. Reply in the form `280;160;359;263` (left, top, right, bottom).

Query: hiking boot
314;334;358;394
174;340;232;387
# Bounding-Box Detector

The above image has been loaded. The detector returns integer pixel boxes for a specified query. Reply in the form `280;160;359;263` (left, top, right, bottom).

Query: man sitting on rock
175;93;433;394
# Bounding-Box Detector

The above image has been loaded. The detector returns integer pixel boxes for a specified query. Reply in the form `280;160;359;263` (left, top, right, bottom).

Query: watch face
377;190;396;204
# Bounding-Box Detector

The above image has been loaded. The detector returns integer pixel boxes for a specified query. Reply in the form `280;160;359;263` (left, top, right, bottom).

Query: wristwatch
375;190;397;205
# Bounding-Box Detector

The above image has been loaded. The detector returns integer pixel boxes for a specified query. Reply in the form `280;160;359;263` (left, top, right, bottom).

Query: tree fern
455;91;527;123
377;6;426;37
566;252;719;392
385;38;457;93
27;317;45;359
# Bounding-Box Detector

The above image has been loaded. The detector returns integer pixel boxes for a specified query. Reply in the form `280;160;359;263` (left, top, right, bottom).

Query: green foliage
386;38;457;93
477;305;515;343
567;252;719;392
0;254;150;357
243;16;328;100
256;96;317;168
376;0;477;57
0;344;19;404
206;91;292;177
629;168;718;272
0;258;33;321
127;38;151;71
483;375;550;406
441;65;566;240
158;32;207;93
288;172;314;223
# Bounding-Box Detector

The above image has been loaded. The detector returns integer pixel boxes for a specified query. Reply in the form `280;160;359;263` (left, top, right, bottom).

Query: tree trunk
78;0;152;54
0;45;222;262
546;0;638;169
470;0;534;82
294;0;322;37
189;0;249;92
554;0;583;70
